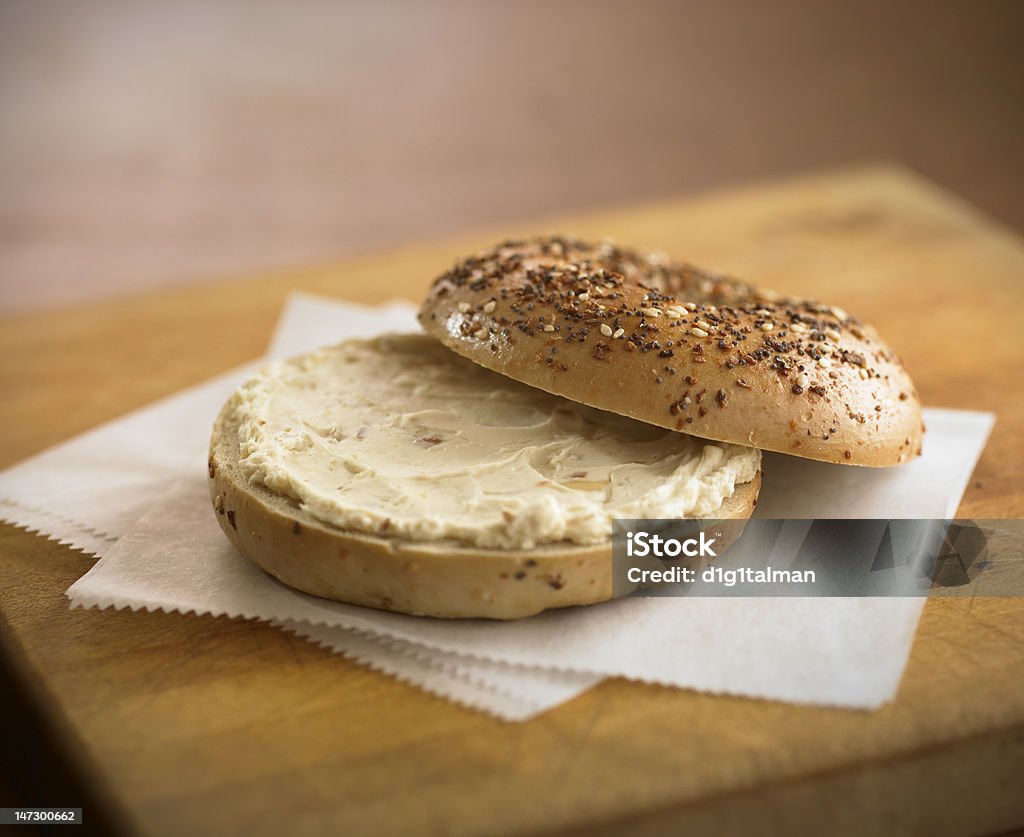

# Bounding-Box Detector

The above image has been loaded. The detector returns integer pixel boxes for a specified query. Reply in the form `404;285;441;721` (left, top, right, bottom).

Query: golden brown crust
209;401;760;620
418;235;924;467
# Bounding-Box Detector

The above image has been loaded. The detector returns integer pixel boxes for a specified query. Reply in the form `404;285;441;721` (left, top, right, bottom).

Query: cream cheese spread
234;334;760;550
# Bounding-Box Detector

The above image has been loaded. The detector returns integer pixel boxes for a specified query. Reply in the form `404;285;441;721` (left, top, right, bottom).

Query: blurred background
1;0;1022;316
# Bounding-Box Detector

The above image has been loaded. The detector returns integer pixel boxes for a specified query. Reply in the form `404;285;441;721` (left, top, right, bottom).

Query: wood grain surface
1;166;1023;835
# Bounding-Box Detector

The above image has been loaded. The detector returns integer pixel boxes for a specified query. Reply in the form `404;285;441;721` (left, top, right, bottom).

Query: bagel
209;334;761;619
418;235;924;466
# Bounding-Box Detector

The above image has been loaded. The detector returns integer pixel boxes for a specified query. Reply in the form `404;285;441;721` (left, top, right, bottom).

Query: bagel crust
418;235;924;467
209;401;760;620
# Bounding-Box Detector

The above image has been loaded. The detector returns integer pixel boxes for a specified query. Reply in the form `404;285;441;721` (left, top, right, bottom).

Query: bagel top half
419;235;924;466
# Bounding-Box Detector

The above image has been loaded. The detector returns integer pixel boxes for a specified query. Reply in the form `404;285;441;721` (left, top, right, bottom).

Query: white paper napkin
1;292;995;719
66;404;990;710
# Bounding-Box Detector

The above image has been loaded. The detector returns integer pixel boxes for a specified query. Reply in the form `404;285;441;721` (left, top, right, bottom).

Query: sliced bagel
419;235;924;466
209;334;761;619
210;408;759;619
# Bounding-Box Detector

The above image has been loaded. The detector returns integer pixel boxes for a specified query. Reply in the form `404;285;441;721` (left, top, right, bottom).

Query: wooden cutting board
1;165;1022;836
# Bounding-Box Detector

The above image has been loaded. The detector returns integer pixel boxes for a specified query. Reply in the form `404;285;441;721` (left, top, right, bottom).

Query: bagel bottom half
209;403;761;619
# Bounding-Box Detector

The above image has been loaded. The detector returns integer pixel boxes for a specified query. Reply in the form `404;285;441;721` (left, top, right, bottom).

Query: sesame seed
474;328;488;340
690;327;709;338
457;302;470;313
600;323;613;337
819;357;832;368
831;306;849;321
858;368;869;379
791;322;808;333
760;322;774;332
642;308;662;317
483;300;496;313
543;324;555;332
685;303;698;311
577;292;590;301
827;328;841;342
696;319;712;331
613;327;625;339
